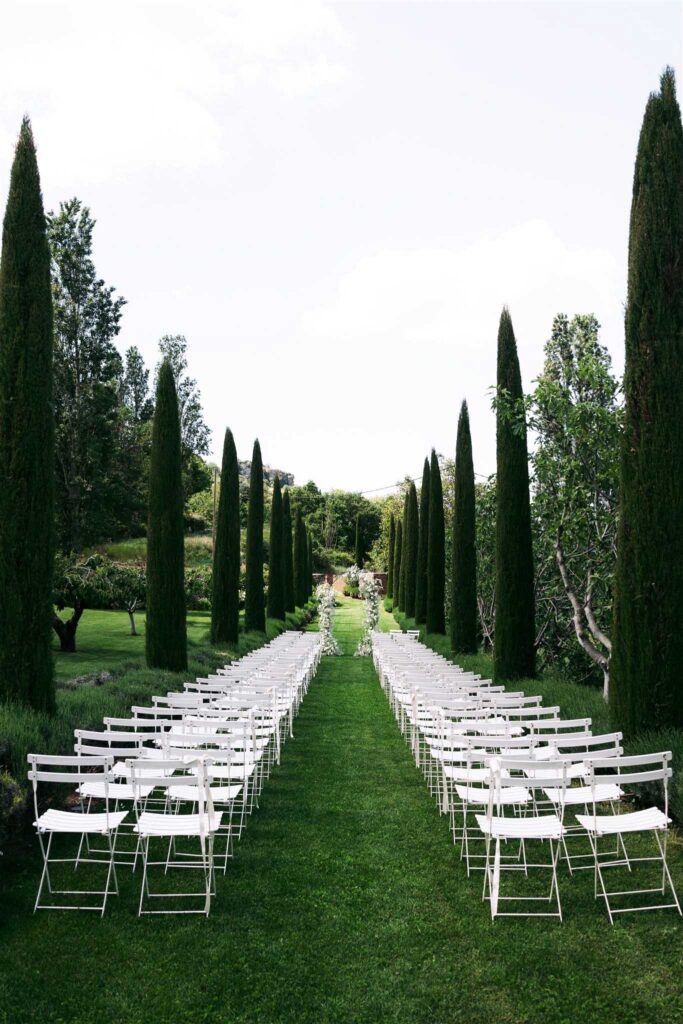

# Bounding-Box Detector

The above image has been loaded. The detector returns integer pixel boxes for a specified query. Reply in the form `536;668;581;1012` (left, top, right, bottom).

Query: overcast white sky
1;0;681;491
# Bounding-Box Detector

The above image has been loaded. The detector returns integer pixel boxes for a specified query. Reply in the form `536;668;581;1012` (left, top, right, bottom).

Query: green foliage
404;483;419;618
47;198;128;550
451;401;478;653
245;439;266;632
293;509;307;608
528;315;620;684
145;361;187;671
612;68;683;734
415;458;430;625
393;519;403;614
494;308;535;680
426;449;446;634
397;492;408;610
354;513;364;568
267;476;285;620
282;489;295;613
0;119;56;713
306;530;313;598
386;514;395;598
155;334;210;495
211;429;241;643
474;478;496;650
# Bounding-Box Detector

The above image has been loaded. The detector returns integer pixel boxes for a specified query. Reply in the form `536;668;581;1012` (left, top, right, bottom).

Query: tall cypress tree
267;476;285;621
293;509;307;607
211;427;240;644
404;482;419;618
146;361;187;670
451;401;478;653
426;449;446;634
415;458;431;625
393;519;403;612
354;513;364;568
494;308;535;681
387;514;396;599
398;492;409;610
612;68;683;733
0;119;55;711
245;439;265;632
307;530;314;599
282;489;295;613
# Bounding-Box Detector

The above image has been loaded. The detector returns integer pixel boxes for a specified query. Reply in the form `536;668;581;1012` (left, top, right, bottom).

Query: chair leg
34;832;54;912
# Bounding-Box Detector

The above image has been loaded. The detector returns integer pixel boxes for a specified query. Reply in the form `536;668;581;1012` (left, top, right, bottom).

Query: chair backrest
128;757;217;827
27;753;116;825
584;751;673;815
74;729;146;758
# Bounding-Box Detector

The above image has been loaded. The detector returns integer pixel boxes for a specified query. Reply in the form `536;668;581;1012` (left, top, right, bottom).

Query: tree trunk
554;529;611;699
52;603;85;652
128;602;138;636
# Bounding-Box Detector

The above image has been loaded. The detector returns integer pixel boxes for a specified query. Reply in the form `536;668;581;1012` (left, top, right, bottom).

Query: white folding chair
128;757;222;916
27;753;127;915
576;752;682;922
476;757;569;921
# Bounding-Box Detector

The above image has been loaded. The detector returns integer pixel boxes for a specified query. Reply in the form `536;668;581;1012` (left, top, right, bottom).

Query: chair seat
204;764;256;780
79;781;153;801
575;806;670;836
456;785;529;805
544;784;623;807
34;809;128;834
113;761;176;779
475;812;565;840
169;784;242;803
443;766;503;783
133;811;224;837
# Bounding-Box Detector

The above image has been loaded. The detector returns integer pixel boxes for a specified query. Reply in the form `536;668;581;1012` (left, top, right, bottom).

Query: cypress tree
146;361;187;670
404;482;419;618
612;68;683;733
398;492;409;610
245;439;265;632
307;530;314;599
293;509;307;607
267;476;285;621
494;308;535;681
393;519;403;612
0;118;55;711
211;427;240;644
451;401;478;653
387;514;396;599
415;458;431;625
354;513;364;568
426;449;446;634
282;489;295;613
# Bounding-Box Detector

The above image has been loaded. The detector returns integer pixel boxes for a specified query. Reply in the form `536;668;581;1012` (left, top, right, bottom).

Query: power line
359;468;491;495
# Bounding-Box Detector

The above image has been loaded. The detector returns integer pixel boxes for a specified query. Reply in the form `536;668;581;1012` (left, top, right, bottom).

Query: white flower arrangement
355;571;382;656
315;581;342;656
344;564;361;587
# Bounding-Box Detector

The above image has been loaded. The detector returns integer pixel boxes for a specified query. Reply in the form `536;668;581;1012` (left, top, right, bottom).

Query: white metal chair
575;752;682;922
128;757;223;916
27;753;127;915
476;757;569;921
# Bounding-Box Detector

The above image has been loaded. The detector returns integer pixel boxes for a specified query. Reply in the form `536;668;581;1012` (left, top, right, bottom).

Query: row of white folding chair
373;632;681;922
29;633;323;915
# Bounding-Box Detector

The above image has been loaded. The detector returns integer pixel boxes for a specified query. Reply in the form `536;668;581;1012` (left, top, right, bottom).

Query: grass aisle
1;597;682;1022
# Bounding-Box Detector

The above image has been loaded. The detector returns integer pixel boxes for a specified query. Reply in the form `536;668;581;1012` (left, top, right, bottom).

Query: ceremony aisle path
1;596;682;1023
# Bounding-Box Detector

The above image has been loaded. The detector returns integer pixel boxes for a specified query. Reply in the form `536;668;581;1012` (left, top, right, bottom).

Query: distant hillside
238;461;294;486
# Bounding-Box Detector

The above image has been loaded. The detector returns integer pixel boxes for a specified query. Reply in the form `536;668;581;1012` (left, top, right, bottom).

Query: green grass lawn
2;597;683;1023
52;607;214;681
